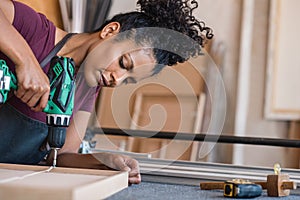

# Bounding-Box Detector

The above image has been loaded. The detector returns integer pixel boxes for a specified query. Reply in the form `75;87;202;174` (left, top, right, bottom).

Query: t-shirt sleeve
12;1;56;66
73;72;101;114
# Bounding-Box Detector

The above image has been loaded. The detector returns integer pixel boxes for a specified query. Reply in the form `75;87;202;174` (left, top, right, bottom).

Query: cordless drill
0;56;76;167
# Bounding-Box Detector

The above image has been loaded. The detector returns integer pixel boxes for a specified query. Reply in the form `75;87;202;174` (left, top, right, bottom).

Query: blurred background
17;0;300;169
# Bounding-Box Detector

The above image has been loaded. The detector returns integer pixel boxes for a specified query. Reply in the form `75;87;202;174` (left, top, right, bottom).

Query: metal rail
89;128;300;148
137;158;300;189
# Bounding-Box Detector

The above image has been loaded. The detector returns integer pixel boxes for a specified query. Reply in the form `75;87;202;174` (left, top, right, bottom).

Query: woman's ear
99;22;121;39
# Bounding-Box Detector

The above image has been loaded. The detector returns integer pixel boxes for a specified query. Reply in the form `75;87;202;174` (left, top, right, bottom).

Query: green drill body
0;60;17;102
0;56;75;165
44;56;75;122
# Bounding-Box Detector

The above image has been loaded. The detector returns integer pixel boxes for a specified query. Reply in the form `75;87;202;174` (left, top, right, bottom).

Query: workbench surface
107;181;300;200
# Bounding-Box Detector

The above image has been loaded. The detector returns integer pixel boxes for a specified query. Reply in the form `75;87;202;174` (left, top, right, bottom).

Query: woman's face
82;37;156;88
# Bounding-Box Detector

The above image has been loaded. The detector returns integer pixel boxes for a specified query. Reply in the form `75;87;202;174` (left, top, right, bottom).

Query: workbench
107;158;300;200
88;128;300;199
108;182;300;200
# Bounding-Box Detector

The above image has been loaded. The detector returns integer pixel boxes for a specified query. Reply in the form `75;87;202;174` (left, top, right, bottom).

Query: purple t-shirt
0;1;100;122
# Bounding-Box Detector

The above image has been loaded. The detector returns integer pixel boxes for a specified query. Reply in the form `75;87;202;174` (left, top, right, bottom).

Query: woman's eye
119;56;126;70
119;55;133;71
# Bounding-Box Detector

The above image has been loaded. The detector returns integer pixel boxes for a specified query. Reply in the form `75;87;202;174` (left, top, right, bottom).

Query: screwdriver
53;148;58;167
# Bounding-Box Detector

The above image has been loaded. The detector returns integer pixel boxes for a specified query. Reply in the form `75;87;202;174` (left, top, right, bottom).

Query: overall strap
40;33;76;68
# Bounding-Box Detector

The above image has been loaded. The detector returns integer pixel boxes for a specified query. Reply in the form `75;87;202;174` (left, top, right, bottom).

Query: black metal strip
89;127;300;148
40;33;76;68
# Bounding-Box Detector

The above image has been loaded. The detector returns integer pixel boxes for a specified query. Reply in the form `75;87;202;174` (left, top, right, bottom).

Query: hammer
200;164;297;197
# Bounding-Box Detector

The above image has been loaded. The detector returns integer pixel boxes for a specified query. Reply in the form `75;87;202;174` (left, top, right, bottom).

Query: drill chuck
46;113;70;149
47;126;67;149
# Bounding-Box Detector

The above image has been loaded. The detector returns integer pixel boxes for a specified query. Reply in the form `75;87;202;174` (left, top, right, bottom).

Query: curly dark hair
96;0;213;74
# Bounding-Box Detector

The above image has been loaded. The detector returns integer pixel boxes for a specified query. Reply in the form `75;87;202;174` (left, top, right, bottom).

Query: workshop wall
20;0;297;168
193;0;293;168
107;0;136;19
194;0;242;164
232;0;290;168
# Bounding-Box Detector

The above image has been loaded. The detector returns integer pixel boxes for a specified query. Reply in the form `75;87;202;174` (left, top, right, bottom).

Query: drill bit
53;148;58;167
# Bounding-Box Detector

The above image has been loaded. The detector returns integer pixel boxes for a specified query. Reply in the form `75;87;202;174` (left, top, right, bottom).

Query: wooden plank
286;121;300;168
190;92;206;161
0;163;128;200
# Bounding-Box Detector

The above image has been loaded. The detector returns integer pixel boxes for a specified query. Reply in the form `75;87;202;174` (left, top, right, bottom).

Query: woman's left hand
55;151;141;184
94;152;141;184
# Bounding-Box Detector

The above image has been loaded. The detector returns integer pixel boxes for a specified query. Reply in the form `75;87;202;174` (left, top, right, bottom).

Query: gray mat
107;182;300;200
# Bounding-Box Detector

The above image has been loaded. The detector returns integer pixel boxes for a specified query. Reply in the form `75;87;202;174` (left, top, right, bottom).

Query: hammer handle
200;181;268;190
200;182;224;190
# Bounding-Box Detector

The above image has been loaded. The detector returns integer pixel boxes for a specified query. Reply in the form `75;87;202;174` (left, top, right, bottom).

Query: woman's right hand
0;2;50;112
14;59;50;112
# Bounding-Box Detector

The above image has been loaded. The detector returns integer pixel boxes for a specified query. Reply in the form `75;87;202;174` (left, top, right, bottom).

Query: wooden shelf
0;163;128;200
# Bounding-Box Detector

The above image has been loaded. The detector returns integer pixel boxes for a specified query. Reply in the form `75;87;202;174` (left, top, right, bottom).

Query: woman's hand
94;152;141;184
14;60;50;112
0;3;50;111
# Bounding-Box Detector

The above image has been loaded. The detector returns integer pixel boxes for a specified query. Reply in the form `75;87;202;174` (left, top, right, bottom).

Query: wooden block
282;181;297;190
267;174;290;197
0;163;128;200
200;182;224;190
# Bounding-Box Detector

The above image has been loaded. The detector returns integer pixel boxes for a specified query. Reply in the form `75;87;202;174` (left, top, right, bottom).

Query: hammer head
267;174;296;197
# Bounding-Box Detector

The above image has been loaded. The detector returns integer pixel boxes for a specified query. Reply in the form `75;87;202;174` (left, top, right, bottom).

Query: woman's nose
102;69;128;87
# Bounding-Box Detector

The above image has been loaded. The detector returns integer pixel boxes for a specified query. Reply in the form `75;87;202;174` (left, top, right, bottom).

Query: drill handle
10;71;17;90
43;56;75;118
0;60;17;89
0;60;17;103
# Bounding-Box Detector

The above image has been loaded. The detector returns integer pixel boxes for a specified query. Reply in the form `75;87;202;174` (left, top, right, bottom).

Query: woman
0;0;213;184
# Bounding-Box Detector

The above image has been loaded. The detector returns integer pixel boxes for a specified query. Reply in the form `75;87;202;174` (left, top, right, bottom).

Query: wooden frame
88;61;205;160
129;90;206;161
0;163;128;200
265;0;300;120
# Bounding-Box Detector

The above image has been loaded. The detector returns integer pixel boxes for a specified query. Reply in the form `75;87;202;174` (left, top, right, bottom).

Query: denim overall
0;104;49;164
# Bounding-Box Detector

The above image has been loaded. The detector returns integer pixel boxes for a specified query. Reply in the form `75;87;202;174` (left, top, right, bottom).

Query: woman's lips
99;72;109;87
